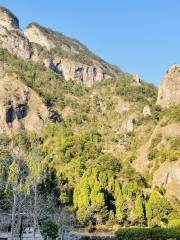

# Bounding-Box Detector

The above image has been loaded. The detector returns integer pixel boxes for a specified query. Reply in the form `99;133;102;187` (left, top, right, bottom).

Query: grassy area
116;227;180;240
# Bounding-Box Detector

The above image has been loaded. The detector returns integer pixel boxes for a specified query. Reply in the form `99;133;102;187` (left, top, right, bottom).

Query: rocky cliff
157;64;180;108
25;23;120;86
0;74;49;134
0;6;19;30
153;160;180;201
0;7;120;86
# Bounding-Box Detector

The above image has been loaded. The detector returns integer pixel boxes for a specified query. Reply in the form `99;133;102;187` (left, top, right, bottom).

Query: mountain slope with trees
0;6;179;235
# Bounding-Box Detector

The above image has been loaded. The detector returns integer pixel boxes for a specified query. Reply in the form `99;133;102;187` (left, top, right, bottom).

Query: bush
116;227;180;240
41;220;58;240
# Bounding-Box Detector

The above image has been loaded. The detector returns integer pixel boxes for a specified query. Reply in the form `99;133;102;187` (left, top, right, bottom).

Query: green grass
116;227;180;240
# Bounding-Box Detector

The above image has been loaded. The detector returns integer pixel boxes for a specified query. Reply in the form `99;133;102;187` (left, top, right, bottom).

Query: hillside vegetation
0;48;180;231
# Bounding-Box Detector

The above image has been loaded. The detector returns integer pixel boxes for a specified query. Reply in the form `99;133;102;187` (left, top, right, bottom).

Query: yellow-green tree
115;190;126;224
130;193;144;225
146;190;172;227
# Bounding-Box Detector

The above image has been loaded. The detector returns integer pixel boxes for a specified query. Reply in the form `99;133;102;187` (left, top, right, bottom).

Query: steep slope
0;6;19;29
0;6;120;86
0;5;180;230
24;23;120;85
0;73;49;134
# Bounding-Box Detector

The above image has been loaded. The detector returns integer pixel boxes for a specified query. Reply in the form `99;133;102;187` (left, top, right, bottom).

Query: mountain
0;6;180;233
0;6;120;86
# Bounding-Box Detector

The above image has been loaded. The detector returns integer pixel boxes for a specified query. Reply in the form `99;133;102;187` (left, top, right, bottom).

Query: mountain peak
0;6;19;30
157;64;180;108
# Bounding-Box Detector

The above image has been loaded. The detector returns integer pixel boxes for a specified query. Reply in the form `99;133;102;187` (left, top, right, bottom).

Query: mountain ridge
0;6;121;86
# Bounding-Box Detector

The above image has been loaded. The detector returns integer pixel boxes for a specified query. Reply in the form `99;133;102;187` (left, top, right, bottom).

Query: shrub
116;227;180;240
41;220;58;240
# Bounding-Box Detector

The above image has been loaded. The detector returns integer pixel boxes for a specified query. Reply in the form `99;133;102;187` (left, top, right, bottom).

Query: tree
114;180;121;199
73;177;90;224
146;190;172;227
90;180;106;224
42;220;58;240
115;190;126;224
90;181;105;210
130;193;144;225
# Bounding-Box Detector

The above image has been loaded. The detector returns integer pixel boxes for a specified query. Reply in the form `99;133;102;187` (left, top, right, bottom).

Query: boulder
133;74;141;84
124;114;137;132
143;105;151;116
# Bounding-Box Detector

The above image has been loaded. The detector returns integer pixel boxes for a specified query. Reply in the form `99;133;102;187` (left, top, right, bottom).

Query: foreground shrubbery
116;227;180;240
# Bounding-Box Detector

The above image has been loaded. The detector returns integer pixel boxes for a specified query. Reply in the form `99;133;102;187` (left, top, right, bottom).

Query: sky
0;0;180;86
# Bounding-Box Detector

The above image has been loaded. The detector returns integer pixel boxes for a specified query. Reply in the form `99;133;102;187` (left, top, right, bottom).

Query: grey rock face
0;75;49;134
143;105;151;116
24;23;55;50
45;58;110;86
124;115;137;132
25;23;120;86
0;6;19;30
153;160;180;200
157;64;180;108
0;25;31;59
133;74;141;85
0;7;120;86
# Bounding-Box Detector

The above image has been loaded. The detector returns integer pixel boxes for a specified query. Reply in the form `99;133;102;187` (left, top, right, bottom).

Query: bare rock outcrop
0;75;49;133
44;58;110;86
0;6;19;30
0;6;31;59
157;64;180;108
24;23;55;50
153;160;180;200
143;105;151;116
133;74;141;85
124;114;137;132
25;23;120;86
0;8;120;86
0;25;31;59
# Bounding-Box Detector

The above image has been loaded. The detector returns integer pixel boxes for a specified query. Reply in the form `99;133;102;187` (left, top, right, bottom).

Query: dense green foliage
42;220;59;240
0;48;179;231
116;227;180;240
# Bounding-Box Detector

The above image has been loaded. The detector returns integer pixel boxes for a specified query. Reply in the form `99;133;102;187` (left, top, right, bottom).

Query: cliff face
0;6;32;59
0;7;120;86
153;160;180;201
0;74;49;134
44;57;110;86
157;64;180;108
0;6;19;30
25;23;120;86
0;25;32;59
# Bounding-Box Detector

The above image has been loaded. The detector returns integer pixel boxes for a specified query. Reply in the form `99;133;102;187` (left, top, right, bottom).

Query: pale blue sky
0;0;180;85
